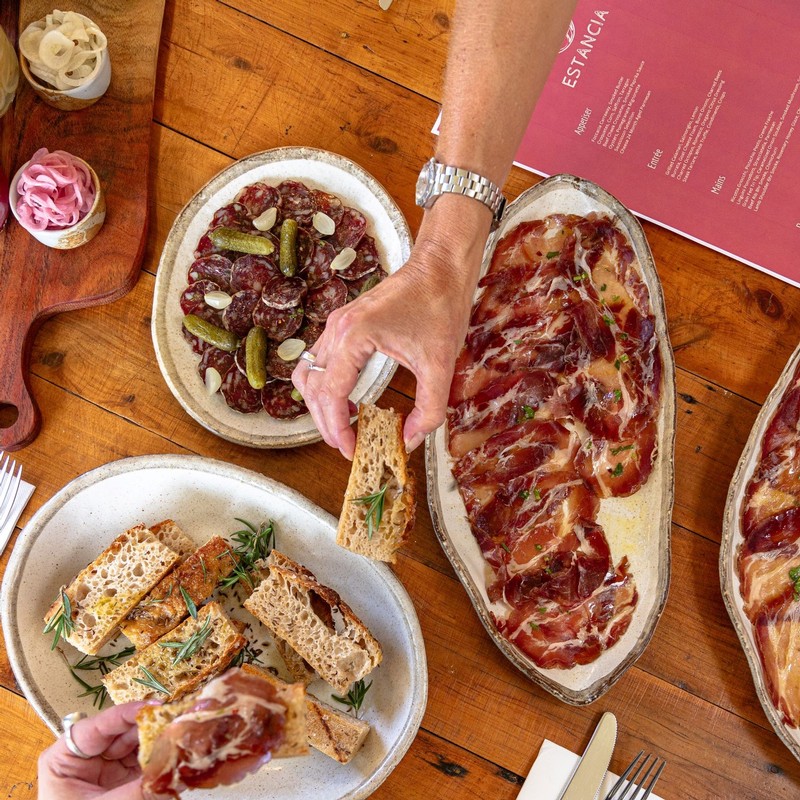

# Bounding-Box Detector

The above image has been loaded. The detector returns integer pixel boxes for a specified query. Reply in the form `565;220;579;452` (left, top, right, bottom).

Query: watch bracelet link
435;164;504;212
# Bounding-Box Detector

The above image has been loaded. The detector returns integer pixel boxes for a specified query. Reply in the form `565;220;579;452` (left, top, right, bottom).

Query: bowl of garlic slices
19;9;110;111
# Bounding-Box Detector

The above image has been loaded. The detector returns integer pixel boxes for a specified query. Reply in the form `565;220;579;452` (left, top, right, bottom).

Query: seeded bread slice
102;601;245;704
137;667;307;769
337;404;416;563
149;519;196;561
242;664;370;764
43;524;181;655
243;551;382;693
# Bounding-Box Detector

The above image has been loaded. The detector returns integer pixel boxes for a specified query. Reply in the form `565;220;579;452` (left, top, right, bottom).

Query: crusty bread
243;551;382;693
120;536;237;649
102;601;245;703
242;664;370;764
274;637;317;685
43;524;181;655
137;667;308;769
337;404;416;563
149;519;196;561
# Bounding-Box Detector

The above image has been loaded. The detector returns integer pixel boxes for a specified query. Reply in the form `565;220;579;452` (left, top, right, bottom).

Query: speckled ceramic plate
427;174;676;705
1;455;427;799
721;343;800;762
152;147;412;448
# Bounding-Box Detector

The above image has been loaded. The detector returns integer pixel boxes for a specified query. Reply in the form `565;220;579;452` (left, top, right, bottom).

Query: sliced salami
198;347;235;381
302;239;336;288
337;234;379;280
183;325;210;355
261;275;308;310
332;207;367;250
296;320;326;349
233;339;248;376
278;180;314;225
221;366;262;414
221;289;259;337
211;202;250;230
236;182;281;219
311;189;344;225
266;344;296;381
262;381;307;419
194;226;237;260
180;280;221;317
231;255;279;293
345;266;387;300
252;303;305;341
187;254;233;291
305;277;348;323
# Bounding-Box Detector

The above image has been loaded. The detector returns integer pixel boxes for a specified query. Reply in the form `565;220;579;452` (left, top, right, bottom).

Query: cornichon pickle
208;226;275;255
183;314;239;351
245;326;268;390
291;388;304;404
279;218;298;277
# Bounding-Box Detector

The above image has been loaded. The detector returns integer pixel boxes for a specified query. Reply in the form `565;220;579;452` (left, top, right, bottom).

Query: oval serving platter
152;147;412;448
721;342;800;762
2;454;427;799
426;174;676;705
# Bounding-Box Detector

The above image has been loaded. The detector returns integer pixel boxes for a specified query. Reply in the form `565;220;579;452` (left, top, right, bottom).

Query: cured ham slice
447;212;661;669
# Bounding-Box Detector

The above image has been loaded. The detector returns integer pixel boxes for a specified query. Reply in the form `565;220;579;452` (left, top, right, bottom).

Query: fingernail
406;432;425;453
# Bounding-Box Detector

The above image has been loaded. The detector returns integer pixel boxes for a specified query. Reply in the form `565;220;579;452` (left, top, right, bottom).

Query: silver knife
557;712;618;800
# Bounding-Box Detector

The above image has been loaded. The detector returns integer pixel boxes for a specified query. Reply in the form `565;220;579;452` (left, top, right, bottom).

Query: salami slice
233;339;248;376
236;182;281;219
211;202;250;230
180;280;222;319
266;344;296;381
187;254;233;291
278;180;314;225
345;266;387;300
222;289;259;337
311;189;344;226
252;303;305;341
220;366;262;414
198;347;235;381
302;239;336;288
261;276;308;310
183;325;210;355
337;234;379;280
332;207;367;250
305;277;348;323
262;381;307;419
231;255;279;293
194;226;237;260
296;320;326;349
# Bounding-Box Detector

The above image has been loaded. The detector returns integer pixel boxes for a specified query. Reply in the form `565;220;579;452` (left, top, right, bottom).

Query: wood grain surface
1;2;799;798
0;0;165;451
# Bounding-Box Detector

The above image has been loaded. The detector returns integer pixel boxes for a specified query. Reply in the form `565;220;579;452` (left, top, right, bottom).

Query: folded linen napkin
0;478;35;556
517;738;664;800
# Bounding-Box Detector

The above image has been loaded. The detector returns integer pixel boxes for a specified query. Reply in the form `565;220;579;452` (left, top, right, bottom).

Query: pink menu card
455;1;800;286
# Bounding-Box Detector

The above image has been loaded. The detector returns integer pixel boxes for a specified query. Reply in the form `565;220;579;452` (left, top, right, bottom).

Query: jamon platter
427;174;676;705
721;342;800;763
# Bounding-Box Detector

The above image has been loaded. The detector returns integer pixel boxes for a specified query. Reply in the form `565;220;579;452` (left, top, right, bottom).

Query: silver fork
605;751;666;800
0;452;23;544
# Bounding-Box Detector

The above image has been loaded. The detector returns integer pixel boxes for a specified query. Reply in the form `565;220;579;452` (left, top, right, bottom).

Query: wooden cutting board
0;0;165;450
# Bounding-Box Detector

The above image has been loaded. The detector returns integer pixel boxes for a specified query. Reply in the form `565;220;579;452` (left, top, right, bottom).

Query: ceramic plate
1;455;427;799
721;343;800;762
152;147;412;448
426;174;676;705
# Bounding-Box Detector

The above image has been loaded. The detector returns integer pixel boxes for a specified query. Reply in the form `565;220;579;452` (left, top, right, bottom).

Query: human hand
38;702;151;800
293;195;491;459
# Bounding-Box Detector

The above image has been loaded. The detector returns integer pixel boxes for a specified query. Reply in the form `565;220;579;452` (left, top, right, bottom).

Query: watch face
415;159;434;207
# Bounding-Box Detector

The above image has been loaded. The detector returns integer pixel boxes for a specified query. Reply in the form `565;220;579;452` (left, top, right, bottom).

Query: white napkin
518;739;664;800
0;478;35;555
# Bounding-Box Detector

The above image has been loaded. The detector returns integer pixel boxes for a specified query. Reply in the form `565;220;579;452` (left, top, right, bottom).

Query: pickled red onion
15;148;96;231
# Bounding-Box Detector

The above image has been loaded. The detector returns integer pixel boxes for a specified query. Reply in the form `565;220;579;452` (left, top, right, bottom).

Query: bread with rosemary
336;404;415;563
102;601;245;704
149;519;196;561
43;524;181;656
243;550;382;693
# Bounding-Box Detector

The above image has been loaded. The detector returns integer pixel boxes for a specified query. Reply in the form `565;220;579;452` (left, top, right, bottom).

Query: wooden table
2;2;799;797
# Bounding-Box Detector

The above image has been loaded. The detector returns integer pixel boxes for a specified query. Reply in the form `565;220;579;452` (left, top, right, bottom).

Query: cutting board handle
0;323;41;452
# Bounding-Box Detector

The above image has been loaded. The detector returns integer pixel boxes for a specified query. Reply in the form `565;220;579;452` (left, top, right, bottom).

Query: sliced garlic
276;338;306;361
330;247;357;271
205;367;222;395
252;207;277;231
204;290;232;310
312;211;336;236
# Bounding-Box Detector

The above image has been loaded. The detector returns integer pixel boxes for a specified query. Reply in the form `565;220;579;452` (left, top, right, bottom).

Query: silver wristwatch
415;157;506;228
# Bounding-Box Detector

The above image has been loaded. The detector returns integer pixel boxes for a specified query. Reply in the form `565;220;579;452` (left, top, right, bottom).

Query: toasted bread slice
242;664;370;763
149;519;196;561
137;667;307;770
43;524;181;655
243;551;382;693
337;404;416;563
102;601;245;704
274;637;317;685
119;536;237;649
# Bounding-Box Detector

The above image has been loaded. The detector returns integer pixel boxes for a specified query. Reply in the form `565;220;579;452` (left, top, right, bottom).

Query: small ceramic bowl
9;156;106;249
19;47;111;111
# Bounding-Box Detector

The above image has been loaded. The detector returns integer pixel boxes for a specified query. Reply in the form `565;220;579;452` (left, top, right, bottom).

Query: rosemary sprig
218;519;275;590
331;679;372;718
231;641;264;668
143;584;173;606
72;646;136;674
351;483;389;540
180;585;198;620
67;665;109;709
133;666;170;696
43;589;75;651
158;616;213;665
